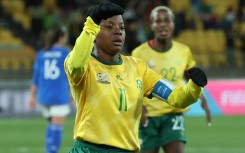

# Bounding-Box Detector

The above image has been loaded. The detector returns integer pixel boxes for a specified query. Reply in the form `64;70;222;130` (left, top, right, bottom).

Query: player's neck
151;39;171;51
53;42;64;47
92;49;120;63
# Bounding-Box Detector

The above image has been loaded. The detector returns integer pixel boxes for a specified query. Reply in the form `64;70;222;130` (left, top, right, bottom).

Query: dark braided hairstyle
87;2;124;25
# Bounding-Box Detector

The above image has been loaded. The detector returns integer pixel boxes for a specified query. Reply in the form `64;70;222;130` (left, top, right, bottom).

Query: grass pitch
0;116;244;153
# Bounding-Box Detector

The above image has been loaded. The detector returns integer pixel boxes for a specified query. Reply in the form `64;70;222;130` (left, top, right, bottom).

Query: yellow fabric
66;16;100;85
132;41;196;116
64;17;162;151
168;79;203;108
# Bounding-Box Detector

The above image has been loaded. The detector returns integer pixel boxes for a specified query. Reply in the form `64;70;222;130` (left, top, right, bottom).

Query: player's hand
87;2;124;25
188;67;207;87
29;96;36;111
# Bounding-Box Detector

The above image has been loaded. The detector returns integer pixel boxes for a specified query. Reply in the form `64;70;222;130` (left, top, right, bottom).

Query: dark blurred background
0;0;245;116
0;2;244;153
1;0;245;79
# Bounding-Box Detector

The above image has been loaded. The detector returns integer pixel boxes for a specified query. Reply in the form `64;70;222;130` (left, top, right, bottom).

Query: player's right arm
64;17;100;83
65;4;121;84
29;84;37;110
29;52;40;110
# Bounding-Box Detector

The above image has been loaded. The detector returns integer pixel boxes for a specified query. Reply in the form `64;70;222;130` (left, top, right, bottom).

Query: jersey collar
91;53;123;65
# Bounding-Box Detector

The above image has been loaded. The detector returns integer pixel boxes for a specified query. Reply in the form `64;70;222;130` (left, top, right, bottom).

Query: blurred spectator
1;0;244;69
69;10;85;46
222;7;236;67
197;0;217;29
42;2;59;31
223;6;236;30
30;10;43;40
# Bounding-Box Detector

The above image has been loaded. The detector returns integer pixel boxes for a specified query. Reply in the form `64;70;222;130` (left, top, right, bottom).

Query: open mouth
160;29;168;36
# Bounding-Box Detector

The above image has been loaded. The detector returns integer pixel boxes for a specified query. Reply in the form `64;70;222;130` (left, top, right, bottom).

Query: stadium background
0;0;245;153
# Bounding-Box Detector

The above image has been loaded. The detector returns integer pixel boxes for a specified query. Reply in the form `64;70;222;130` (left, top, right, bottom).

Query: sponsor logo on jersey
97;73;111;84
136;79;142;90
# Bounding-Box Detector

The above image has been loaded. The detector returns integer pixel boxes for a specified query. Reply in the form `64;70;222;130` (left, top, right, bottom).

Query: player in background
28;26;71;153
64;2;207;153
132;6;211;153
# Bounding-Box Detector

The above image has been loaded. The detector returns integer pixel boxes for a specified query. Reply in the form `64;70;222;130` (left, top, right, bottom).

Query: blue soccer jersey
32;46;70;105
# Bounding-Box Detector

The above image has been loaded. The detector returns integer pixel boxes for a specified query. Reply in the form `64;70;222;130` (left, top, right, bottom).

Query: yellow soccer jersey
64;17;202;152
64;17;162;152
132;40;196;116
66;54;161;151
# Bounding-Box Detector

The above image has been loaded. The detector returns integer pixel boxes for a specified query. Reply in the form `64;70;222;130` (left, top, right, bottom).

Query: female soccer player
64;2;207;153
132;6;211;153
29;26;71;153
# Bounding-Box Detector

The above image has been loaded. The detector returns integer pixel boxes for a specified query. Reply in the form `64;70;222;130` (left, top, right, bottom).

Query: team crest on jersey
147;60;155;69
136;79;142;90
97;73;111;84
116;74;123;80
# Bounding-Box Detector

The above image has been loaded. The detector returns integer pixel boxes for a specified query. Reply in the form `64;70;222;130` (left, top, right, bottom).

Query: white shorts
41;104;71;118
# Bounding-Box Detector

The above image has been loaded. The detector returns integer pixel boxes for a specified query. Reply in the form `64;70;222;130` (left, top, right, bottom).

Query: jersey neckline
91;53;123;65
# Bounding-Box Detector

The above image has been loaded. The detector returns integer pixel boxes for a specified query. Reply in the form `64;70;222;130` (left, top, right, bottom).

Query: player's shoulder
121;54;147;65
173;40;191;52
173;40;189;48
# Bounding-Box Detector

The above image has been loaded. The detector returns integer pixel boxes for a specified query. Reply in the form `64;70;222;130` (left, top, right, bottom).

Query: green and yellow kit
132;40;196;116
64;17;202;152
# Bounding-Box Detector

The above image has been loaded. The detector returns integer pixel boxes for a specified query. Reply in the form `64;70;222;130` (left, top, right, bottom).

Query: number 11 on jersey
119;88;128;111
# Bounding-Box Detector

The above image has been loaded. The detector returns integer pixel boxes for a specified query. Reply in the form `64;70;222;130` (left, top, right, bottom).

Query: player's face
96;15;125;56
151;10;174;41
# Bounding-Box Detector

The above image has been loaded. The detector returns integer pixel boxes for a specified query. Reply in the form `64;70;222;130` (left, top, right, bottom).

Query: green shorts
139;114;186;152
69;140;135;153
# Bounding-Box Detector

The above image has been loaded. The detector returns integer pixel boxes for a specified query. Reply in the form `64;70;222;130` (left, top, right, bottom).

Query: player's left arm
200;94;212;126
152;67;208;108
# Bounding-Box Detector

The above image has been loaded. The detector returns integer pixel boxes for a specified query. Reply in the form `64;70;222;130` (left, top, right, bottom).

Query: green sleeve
167;80;203;108
65;17;100;83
